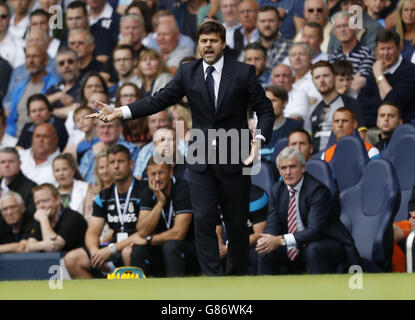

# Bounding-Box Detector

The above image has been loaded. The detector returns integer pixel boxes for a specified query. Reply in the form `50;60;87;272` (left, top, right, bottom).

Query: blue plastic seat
306;159;338;198
381;124;415;158
251;160;275;196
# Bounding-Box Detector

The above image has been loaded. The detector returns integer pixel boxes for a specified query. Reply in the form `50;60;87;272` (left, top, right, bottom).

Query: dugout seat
251;160;275;196
381;124;415;159
306;159;338;198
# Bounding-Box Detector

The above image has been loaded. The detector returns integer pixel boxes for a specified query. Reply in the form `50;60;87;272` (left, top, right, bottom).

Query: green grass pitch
0;273;414;300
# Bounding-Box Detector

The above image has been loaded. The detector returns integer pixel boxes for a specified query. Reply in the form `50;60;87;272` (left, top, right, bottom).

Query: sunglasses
307;8;324;13
57;59;75;66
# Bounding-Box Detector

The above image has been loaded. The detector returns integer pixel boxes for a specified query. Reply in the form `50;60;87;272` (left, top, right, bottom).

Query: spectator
358;30;415;127
220;0;241;49
320;107;381;161
135;48;174;97
256;146;360;274
156;18;194;75
79;118;140;184
68;29;106;80
271;63;311;121
233;0;260;53
0;57;11;101
115;82;150;147
173;0;206;42
288;42;322;105
0;147;37;215
395;0;415;61
45;47;82;117
288;127;314;161
29;9;61;58
8;0;30;40
255;6;291;70
244;43;271;88
0;1;25;68
6;44;60;138
0;108;17;148
294;0;332;53
130;157;199;276
375;102;403;151
18;123;60;185
52;153;90;215
306;60;366;152
365;0;387;27
301;21;328;63
118;14;147;56
329;11;375;93
332;59;357;98
0;191;40;253
16;94;69;151
168;104;192;143
25;183;88;252
124;1;153;35
133;110;171;179
64;145;145;279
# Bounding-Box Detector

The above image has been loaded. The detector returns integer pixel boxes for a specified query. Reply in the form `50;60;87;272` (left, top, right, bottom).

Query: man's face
86;0;105;10
377;104;402;136
113;49;136;78
333;16;355;44
153;129;176;159
157;22;179;54
66;7;89;30
271;64;293;91
29;100;51;125
121;18;144;46
96;122;123;145
0;196;25;227
26;30;49;48
56;52;79;83
312;66;335;95
257;10;280;40
107;152;133;182
238;1;258;32
376;40;401;69
9;0;30;15
0;152;20;179
220;0;239;25
198;32;226;65
33;188;61;213
245;49;267;77
332;110;357;140
301;26;322;54
25;46;46;76
335;74;353;95
279;157;306;188
148;111;170;137
289;45;311;72
68;32;94;60
30;15;49;34
0;6;10;33
288;132;313;160
266;90;285;119
147;163;172;192
364;0;386;15
304;0;328;26
32;125;57;156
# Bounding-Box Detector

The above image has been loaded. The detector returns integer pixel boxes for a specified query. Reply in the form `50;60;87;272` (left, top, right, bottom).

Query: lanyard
114;179;134;232
161;177;176;229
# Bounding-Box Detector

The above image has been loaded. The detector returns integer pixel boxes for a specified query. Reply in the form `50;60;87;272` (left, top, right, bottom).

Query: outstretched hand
243;138;261;166
85;101;124;122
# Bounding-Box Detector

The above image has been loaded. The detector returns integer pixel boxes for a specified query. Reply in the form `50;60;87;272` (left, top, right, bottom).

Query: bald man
6;43;60;138
18;123;60;185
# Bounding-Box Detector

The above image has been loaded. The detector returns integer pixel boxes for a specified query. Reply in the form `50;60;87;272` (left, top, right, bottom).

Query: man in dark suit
256;146;360;274
88;20;275;276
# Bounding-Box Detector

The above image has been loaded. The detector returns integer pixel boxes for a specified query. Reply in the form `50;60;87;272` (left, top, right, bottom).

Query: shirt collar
287;176;304;193
203;55;224;75
384;55;403;75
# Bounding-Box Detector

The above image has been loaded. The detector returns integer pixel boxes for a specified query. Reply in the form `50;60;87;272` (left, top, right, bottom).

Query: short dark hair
67;0;88;15
332;59;354;76
265;85;288;103
288;127;313;145
311;60;335;75
376;29;401;47
0;147;20;161
244;42;267;59
33;183;60;199
30;9;49;20
107;144;132;161
258;5;281;20
334;106;356;121
112;44;136;61
146;155;173;170
0;1;10;16
378;101;402;118
197;20;226;42
303;21;323;40
27;93;53;116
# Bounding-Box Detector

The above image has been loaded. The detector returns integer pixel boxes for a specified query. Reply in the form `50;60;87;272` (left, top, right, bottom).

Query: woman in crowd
52;153;89;215
396;0;415;60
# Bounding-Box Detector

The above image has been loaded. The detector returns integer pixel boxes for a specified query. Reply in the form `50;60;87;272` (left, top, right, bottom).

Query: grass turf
0;273;414;300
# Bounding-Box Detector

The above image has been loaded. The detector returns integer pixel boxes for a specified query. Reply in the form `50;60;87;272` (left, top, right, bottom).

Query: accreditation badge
117;232;129;243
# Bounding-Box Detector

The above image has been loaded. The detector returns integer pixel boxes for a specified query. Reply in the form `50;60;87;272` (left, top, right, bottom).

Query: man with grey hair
119;14;146;55
0;191;41;253
0;147;37;214
256;146;360;275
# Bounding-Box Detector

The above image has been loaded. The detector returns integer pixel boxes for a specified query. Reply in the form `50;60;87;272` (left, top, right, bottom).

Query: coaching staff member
88;20;275;276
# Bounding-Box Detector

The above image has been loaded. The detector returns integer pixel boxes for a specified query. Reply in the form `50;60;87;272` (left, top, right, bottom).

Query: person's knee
162;240;182;258
121;246;132;266
304;242;324;261
64;248;88;271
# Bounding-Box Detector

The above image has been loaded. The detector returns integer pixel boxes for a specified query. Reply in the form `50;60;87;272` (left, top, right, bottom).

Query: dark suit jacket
266;172;360;269
127;56;275;173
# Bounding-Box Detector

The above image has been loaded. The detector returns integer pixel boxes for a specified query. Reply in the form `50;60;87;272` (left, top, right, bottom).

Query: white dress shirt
19;148;60;185
284;176;305;248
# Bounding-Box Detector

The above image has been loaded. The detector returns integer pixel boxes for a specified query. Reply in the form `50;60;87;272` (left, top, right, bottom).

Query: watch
108;243;117;257
376;74;385;84
146;235;152;246
280;237;287;246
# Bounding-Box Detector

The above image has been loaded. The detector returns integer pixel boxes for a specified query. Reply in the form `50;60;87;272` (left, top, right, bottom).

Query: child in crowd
332;59;358;99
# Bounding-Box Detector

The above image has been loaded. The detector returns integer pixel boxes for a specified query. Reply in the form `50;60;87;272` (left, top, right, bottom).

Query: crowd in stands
1;0;415;278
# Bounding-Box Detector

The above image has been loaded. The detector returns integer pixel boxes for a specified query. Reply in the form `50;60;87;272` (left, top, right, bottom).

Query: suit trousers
258;238;344;275
188;164;251;276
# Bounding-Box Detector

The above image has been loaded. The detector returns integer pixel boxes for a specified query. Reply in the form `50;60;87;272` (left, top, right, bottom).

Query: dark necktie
206;65;216;109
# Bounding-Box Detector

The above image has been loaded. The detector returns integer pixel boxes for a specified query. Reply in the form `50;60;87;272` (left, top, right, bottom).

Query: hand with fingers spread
85;101;124;123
